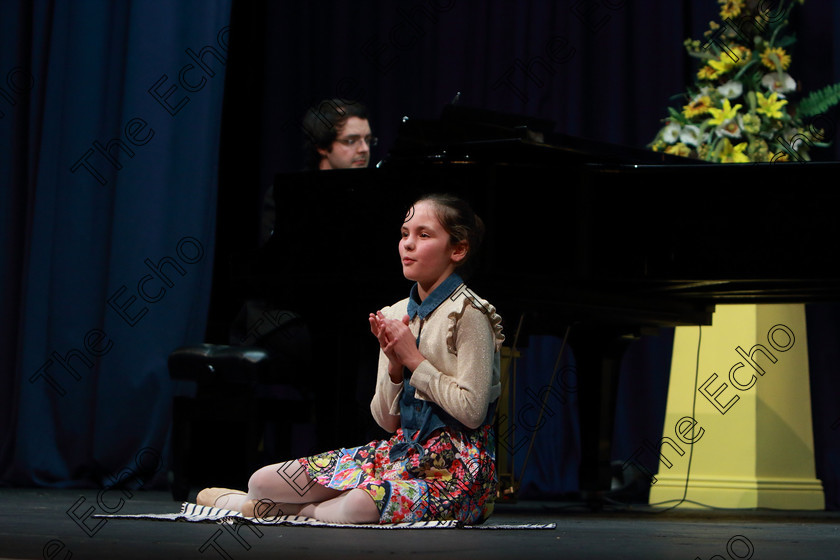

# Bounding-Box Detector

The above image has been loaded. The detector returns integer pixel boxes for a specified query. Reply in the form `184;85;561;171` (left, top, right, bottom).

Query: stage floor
1;488;838;559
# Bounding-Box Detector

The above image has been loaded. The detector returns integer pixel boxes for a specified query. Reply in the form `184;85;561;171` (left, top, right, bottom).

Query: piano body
238;104;840;501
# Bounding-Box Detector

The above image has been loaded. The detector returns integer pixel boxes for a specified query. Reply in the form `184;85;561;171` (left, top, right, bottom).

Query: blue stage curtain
805;304;840;510
506;335;581;499
503;329;673;500
0;0;231;488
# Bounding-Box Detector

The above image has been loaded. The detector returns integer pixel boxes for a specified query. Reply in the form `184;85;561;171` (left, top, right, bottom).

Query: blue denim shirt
389;273;494;461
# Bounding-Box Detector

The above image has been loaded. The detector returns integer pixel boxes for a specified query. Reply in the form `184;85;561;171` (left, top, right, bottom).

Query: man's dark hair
301;98;369;170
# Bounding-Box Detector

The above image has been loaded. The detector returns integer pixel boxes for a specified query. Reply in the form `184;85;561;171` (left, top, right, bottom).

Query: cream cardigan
370;285;505;433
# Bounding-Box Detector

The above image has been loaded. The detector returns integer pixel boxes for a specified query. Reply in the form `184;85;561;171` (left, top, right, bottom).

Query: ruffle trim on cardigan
445;287;505;354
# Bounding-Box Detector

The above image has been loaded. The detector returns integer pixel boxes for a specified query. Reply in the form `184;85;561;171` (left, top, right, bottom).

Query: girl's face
400;201;467;298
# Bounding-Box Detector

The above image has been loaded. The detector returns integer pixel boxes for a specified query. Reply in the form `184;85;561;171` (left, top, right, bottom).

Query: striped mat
94;502;556;530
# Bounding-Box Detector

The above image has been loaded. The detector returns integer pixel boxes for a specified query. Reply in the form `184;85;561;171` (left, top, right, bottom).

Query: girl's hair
413;193;485;279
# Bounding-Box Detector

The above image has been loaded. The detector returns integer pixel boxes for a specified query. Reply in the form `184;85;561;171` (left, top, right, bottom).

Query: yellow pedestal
647;304;824;509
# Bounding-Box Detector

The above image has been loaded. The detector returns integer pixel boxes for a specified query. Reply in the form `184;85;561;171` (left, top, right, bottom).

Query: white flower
662;122;681;144
761;72;796;96
717;80;743;99
715;117;743;139
679;125;702;146
780;127;808;152
697;86;715;98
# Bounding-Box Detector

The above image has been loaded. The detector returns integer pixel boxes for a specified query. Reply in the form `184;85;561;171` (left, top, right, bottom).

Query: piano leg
571;328;634;508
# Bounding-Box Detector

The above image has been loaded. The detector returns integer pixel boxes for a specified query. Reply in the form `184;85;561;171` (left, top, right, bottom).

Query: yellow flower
748;138;770;161
761;47;792;71
708;55;736;78
707;98;742;126
697;65;717;80
683;95;712;118
719;0;744;19
704;21;720;39
730;45;751;64
426;467;453;480
313;456;332;468
755;91;788;119
741;113;761;134
370;485;386;501
718;138;750;163
665;143;692;157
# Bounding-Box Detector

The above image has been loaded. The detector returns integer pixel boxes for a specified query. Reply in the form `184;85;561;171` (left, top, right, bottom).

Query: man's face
318;117;373;170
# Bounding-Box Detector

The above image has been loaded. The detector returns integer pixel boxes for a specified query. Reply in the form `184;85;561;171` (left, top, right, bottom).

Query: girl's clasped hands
368;311;423;379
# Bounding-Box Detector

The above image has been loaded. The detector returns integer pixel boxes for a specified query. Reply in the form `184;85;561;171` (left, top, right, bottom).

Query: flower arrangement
650;0;840;163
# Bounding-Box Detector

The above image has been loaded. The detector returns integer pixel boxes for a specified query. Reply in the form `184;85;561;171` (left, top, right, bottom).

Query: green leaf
667;106;685;123
734;59;761;85
797;83;840;118
775;35;796;49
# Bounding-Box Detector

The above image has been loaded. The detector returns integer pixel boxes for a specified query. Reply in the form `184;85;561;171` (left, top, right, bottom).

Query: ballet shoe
196;487;246;508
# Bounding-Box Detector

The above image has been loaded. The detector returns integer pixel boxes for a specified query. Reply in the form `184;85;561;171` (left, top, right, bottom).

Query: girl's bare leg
242;488;380;524
197;460;380;523
198;460;339;512
299;488;380;523
246;460;342;503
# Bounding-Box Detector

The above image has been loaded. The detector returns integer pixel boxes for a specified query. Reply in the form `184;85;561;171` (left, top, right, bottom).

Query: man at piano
303;97;375;171
231;98;376;458
244;98;376;344
260;98;374;244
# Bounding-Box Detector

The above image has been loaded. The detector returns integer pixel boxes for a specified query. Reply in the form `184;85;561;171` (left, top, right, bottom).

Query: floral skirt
298;424;497;524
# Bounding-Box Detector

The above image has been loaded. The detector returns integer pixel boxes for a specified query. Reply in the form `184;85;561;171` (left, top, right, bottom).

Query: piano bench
168;343;310;502
169;343;273;385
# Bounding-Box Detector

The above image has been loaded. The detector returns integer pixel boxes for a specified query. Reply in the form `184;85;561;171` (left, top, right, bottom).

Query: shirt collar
407;273;464;320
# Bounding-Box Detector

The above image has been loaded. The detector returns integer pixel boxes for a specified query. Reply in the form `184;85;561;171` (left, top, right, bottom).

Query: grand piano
238;103;840;502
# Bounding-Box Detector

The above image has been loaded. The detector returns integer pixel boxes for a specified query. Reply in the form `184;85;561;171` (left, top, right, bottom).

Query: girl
197;193;504;524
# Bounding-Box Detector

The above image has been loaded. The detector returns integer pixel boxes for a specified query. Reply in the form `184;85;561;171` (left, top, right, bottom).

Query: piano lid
383;103;695;167
252;104;840;332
